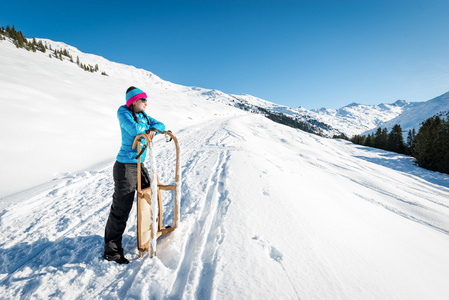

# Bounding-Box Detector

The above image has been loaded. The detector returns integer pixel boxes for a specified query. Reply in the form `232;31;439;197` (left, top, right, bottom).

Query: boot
103;250;129;264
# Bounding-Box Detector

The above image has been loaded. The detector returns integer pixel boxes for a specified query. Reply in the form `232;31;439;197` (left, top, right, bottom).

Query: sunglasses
139;98;147;103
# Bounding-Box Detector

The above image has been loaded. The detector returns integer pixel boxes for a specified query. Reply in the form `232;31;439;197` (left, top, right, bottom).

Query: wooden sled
132;130;180;258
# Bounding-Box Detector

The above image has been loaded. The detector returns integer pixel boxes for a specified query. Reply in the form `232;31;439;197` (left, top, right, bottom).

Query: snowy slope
1;37;449;299
1;114;449;299
363;91;449;136
229;94;343;137
0;38;243;198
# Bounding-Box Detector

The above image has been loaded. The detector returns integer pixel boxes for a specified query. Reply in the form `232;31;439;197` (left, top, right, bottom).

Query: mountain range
228;93;449;138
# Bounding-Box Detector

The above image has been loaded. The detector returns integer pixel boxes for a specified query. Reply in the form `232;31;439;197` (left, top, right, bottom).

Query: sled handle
132;133;152;151
131;130;173;150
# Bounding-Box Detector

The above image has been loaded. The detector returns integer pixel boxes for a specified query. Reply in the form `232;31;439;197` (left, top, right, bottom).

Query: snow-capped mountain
231;93;449;139
194;89;419;138
363;91;449;136
306;100;417;136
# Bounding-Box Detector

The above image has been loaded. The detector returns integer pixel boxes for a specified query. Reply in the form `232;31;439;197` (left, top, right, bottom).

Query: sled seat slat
158;184;175;191
157;226;175;239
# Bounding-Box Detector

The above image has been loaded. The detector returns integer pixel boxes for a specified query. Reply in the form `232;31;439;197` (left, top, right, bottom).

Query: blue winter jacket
116;105;165;164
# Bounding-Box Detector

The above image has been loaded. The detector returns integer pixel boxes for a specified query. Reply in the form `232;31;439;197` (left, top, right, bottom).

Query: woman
104;86;165;264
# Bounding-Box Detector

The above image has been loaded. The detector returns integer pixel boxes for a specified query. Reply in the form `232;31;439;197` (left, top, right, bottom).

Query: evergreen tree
37;40;46;53
386;124;405;153
374;127;388;149
414;116;449;174
380;128;388;150
332;134;348;140
406;128;416;155
16;32;25;48
364;134;375;147
351;135;366;145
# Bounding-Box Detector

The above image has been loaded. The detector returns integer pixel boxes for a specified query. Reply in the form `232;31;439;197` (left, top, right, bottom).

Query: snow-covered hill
1;36;449;299
0;37;243;198
363;91;449;137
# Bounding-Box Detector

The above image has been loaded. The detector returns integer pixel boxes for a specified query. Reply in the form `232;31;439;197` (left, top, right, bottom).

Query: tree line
1;25;108;76
347;116;449;174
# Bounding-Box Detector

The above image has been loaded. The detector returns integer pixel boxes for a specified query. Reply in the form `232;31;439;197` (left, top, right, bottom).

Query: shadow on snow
354;146;449;189
0;235;105;288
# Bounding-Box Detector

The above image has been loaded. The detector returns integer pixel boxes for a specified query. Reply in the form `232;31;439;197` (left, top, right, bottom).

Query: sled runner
132;130;181;258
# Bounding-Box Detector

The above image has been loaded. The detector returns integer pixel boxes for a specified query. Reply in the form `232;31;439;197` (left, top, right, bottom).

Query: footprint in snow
56;216;71;232
252;235;283;263
269;246;283;263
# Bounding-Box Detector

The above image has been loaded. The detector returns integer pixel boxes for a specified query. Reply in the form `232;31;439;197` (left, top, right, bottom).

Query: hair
126;86;136;94
128;102;150;124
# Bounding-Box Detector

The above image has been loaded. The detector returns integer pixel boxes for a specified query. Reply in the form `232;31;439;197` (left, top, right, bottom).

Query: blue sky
2;0;449;109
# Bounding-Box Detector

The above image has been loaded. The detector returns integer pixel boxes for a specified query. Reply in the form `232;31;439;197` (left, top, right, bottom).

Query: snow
363;91;449;137
300;100;417;137
230;94;419;138
2;37;449;299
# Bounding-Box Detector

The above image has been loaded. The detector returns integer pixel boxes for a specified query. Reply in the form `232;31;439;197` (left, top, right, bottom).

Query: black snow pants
104;161;151;255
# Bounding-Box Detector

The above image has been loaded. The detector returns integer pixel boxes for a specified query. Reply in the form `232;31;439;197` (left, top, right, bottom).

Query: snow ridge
363;91;449;136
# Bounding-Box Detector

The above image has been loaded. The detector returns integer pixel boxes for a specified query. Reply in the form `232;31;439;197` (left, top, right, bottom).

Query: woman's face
134;98;147;112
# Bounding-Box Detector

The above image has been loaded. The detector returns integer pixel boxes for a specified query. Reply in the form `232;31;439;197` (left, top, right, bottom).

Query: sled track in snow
1;117;242;298
167;149;230;299
194;149;230;299
160;118;236;298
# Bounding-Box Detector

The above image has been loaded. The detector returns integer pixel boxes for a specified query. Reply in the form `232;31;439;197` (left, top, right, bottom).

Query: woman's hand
147;129;156;141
